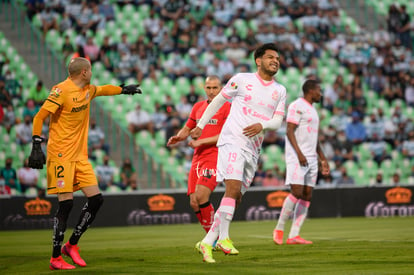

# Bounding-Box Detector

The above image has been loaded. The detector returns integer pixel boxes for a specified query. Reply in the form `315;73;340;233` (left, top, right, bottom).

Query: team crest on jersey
57;180;65;189
50;87;62;98
230;82;238;89
272;90;279;101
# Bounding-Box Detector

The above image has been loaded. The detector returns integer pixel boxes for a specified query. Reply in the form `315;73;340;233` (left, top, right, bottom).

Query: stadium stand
2;0;414;192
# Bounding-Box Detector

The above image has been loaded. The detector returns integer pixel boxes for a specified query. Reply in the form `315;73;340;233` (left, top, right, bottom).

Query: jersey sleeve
286;101;301;125
274;85;286;116
220;74;241;99
185;103;198;129
94;85;122;98
42;86;65;114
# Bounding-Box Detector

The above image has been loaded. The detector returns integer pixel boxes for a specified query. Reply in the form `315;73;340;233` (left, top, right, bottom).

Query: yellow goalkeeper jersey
41;78;120;161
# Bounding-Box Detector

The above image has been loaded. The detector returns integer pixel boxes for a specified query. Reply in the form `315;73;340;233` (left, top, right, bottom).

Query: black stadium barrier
1;186;413;230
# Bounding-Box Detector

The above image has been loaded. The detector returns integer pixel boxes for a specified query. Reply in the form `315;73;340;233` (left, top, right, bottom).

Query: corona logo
24;197;52;215
266;191;290;208
385;187;412;204
147;194;175;211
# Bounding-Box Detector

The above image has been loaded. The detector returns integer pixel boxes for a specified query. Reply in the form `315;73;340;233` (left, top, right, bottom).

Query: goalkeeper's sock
199;201;215;233
289;199;310;239
275;194;298;231
69;194;103;245
52;199;73;258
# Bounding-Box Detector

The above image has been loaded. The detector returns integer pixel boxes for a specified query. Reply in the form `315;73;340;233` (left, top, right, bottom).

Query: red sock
199;202;214;233
195;211;202;224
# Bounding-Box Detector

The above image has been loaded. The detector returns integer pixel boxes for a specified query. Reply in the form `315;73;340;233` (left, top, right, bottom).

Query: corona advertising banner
0;186;413;230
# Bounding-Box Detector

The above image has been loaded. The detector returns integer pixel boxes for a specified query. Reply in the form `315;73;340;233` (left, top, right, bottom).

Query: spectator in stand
28;80;48;107
404;76;414;107
59;12;72;34
160;0;188;22
99;0;115;22
83;37;100;63
318;173;335;188
262;169;284;187
369;133;392;165
401;131;414;160
329;106;349;132
40;7;58;36
4;70;22;101
114;51;133;82
17;158;39;194
351;88;367;117
332;130;358;163
365;112;385;141
16;115;33;146
25;0;45;21
2;104;16;128
186;85;199;105
372;171;384;186
176;95;193;121
0;79;12;108
88;4;106;34
88;119;109;156
97;36;114;71
0;157;20;193
0;175;11;195
22;99;40;119
389;172;401;186
151;102;168;133
120;158;137;190
345;112;366;145
126;104;154;135
62;35;75;61
95;155;116;191
336;166;355;185
397;5;412;50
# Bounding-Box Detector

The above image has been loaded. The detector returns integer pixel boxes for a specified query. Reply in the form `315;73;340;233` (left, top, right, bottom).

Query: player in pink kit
167;75;230;233
273;79;330;245
191;43;286;263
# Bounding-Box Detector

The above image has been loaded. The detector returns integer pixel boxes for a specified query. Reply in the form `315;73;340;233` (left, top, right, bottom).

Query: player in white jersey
191;43;286;263
273;79;330;245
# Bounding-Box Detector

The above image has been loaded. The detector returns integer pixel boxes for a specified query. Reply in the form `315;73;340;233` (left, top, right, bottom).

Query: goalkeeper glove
120;84;142;95
28;135;46;169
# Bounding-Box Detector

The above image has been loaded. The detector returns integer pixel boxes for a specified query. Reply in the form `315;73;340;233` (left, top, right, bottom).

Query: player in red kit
167;75;230;233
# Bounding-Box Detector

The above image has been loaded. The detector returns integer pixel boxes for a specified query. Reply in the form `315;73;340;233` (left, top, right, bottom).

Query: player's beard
262;62;278;77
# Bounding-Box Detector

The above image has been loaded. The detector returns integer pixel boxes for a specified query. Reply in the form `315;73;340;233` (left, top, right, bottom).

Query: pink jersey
186;100;231;159
218;73;286;155
285;97;320;162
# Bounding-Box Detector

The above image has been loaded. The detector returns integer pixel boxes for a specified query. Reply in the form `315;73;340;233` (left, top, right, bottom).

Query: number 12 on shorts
55;165;64;178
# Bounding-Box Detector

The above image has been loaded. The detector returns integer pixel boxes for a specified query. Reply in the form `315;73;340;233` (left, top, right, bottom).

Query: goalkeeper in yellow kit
28;57;142;270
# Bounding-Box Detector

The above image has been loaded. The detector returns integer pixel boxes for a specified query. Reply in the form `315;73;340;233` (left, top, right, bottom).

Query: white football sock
289;199;310;239
275;194;298;231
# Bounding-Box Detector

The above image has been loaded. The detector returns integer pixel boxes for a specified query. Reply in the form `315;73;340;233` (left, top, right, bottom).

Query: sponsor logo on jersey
71;103;89;113
245;84;253;91
50;87;62;98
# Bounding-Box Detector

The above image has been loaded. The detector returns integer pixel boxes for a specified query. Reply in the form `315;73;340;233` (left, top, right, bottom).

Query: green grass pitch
0;217;413;274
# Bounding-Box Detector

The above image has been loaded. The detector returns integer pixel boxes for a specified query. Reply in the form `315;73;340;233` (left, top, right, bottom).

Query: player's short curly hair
253;43;279;61
302;79;320;95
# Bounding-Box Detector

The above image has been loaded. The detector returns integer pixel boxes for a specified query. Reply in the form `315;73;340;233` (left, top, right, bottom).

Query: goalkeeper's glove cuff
32;135;44;144
120;84;142;95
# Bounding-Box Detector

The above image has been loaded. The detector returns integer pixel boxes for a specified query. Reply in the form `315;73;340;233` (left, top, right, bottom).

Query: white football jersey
218;73;286;155
285;97;320;163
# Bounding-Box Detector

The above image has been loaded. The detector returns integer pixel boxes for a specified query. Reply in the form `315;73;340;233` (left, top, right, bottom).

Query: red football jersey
186;100;231;160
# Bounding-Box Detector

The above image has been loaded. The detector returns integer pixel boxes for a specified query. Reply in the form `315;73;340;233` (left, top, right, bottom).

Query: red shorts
187;157;218;196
